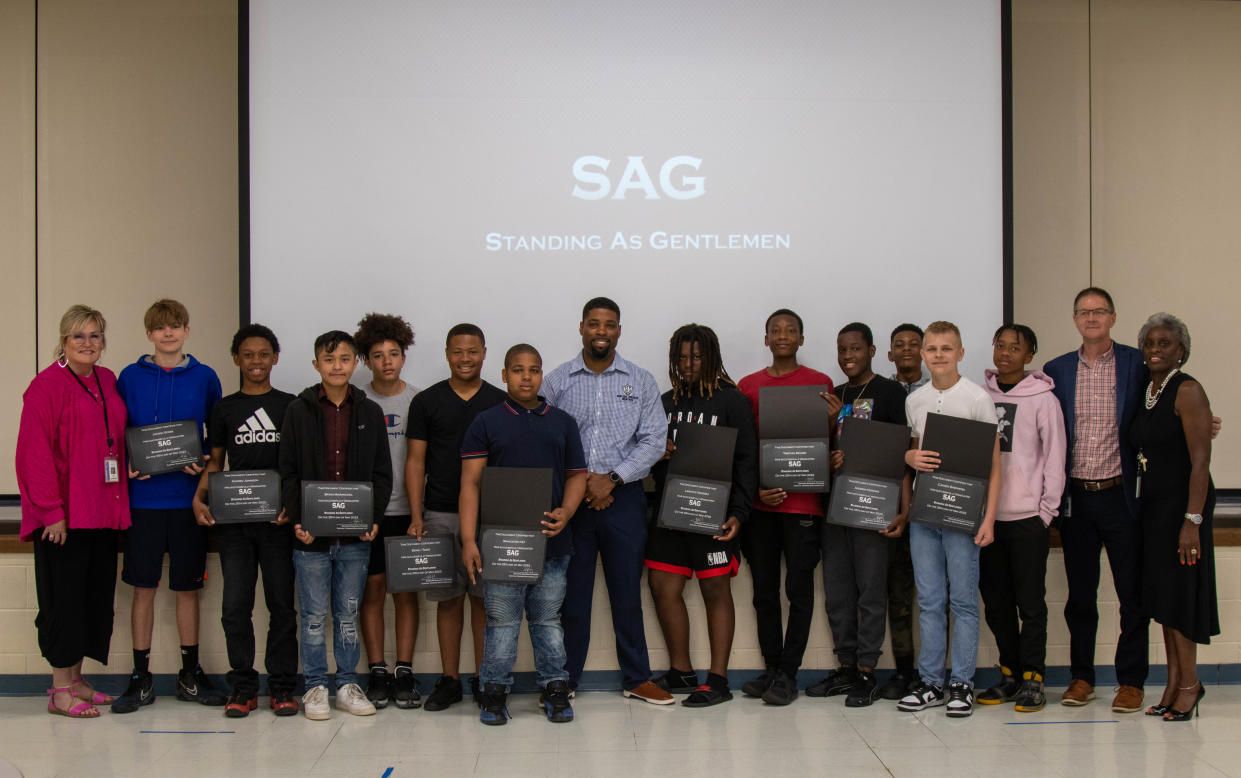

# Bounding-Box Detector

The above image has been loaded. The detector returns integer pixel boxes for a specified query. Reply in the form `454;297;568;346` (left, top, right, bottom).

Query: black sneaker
682;684;733;708
392;670;422;709
878;670;919;701
111;671;155;714
805;666;858;697
479;683;509;725
945;682;973;717
897;681;945;711
424;675;464;712
655;669;700;694
977;667;1020;705
845;671;879;708
470;676;482;707
741;669;775;699
366;667;392;709
761;670;799;706
1013;672;1046;713
540;680;575;723
176;667;226;706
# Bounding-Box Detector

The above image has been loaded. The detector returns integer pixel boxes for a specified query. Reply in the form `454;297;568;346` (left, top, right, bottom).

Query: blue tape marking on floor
139;730;237;734
1004;720;1118;725
381;769;394;778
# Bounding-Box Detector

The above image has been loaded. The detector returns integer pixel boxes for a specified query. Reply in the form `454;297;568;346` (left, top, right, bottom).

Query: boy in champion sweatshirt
114;299;224;713
977;324;1066;712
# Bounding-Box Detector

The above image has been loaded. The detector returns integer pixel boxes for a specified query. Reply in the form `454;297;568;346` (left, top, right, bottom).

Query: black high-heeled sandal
1163;683;1205;722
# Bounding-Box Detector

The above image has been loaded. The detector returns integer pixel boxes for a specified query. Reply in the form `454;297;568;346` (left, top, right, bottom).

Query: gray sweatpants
821;522;889;668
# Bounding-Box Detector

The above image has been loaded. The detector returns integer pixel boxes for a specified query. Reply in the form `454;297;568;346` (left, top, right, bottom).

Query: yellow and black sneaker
976;666;1020;705
1013;671;1046;713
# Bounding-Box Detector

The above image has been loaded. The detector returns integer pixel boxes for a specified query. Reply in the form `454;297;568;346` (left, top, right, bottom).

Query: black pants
979;517;1049;676
886;531;916;661
33;529;118;669
217;522;298;695
740;511;821;677
1058;485;1148;688
821;523;888;668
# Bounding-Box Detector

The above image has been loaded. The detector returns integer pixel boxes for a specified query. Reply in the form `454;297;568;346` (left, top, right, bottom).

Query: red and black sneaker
270;690;299;717
225;690;258;718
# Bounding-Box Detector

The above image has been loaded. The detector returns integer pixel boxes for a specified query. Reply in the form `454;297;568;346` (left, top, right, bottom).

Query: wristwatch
1184;512;1203;525
608;471;624;486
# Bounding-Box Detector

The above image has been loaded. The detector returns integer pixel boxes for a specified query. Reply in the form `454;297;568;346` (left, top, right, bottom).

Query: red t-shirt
737;365;834;517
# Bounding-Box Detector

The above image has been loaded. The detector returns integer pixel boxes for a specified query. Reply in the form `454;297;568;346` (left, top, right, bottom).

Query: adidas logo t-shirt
208;389;297;471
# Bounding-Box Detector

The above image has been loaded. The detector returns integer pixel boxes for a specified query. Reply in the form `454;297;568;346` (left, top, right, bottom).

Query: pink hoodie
16;363;131;541
984;369;1067;525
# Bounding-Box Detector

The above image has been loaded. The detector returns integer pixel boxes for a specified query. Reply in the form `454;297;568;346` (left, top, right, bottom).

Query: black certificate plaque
827;417;910;530
208;469;281;523
758;385;832;493
300;481;374;537
385;535;456;592
480;528;545;585
479;467;553;584
657;423;736;535
125;420;203;476
910;412;996;534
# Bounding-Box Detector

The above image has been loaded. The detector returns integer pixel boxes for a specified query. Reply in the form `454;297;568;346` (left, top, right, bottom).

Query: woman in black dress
1130;313;1217;721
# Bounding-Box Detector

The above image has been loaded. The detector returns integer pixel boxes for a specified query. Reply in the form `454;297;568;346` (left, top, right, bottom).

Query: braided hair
668;323;734;401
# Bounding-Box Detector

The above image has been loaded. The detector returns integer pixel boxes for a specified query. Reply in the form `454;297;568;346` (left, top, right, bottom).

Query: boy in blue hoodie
113;299;224;713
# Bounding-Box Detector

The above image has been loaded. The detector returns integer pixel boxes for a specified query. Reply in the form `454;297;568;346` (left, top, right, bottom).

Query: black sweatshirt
279;384;393;552
651;383;758;524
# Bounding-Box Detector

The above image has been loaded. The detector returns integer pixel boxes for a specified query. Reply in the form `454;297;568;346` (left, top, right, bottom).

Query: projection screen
246;0;1007;391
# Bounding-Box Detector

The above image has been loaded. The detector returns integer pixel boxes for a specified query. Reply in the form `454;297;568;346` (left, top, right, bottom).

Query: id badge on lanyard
104;456;120;483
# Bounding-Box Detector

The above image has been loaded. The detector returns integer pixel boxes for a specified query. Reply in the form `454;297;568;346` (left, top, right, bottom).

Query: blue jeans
909;522;980;688
294;542;370;690
480;554;570;689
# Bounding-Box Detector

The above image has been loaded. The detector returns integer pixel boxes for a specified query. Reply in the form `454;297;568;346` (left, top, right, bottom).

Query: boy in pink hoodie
978;324;1066;712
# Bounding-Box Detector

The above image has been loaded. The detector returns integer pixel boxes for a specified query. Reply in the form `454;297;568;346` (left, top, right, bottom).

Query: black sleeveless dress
1128;372;1219;644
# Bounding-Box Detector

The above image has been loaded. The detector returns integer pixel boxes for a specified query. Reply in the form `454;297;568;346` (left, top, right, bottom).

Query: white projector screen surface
248;1;1003;393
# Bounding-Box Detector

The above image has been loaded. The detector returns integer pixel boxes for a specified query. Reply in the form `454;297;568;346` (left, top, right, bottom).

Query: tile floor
0;685;1238;777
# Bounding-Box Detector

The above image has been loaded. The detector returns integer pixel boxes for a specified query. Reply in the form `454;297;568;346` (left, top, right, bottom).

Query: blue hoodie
117;354;222;509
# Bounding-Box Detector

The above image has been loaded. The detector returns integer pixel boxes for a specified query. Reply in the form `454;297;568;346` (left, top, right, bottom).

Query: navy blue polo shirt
461;397;587;558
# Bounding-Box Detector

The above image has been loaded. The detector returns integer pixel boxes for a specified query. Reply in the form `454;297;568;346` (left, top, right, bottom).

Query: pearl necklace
1145;367;1180;410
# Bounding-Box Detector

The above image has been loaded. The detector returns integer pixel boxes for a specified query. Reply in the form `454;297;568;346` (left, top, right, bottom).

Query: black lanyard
69;368;114;450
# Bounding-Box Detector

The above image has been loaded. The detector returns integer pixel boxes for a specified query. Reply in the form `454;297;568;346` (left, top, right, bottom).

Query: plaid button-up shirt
1070;346;1122;480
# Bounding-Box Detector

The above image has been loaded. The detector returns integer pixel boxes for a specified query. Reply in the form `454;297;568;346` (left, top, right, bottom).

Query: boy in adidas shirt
407;324;506;711
646;324;757;707
977;325;1065;712
113;299;224;713
460;345;587;726
897;321;1001;718
815;323;910;707
192;324;299;717
280;331;392;720
354;314;422;710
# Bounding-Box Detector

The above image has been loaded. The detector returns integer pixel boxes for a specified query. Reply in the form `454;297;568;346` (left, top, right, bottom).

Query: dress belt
1069;476;1123;492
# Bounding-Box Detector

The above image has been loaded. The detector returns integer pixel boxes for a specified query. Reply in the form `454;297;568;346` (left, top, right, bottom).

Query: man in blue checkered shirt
544;297;672;705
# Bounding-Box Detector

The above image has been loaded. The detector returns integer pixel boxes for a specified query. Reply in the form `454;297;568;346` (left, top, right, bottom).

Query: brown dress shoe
1060;679;1095;706
1111;685;1144;713
623;680;675;705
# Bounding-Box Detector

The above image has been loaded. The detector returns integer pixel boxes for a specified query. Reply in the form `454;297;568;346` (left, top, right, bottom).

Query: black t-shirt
833;374;908;426
407;379;507;512
208;389;297;471
997;381;1018;393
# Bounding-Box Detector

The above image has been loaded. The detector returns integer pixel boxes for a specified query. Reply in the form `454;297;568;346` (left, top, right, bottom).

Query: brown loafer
1111;685;1144;713
1060;679;1095;706
623;680;675;705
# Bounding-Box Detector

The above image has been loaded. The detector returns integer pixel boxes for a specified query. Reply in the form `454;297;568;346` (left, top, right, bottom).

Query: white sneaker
302;684;330;720
336;682;377;716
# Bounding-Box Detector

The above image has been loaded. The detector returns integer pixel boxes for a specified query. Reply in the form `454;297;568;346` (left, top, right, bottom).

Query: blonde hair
143;298;189;331
54;304;107;362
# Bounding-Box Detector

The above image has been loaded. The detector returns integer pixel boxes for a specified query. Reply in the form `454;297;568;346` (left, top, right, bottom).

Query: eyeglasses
69;332;104;343
1073;308;1113;319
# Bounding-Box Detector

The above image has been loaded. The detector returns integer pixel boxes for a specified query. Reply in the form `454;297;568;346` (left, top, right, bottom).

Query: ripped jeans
294;541;370;690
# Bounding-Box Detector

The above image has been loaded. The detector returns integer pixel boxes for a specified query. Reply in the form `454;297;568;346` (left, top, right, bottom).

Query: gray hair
1137;312;1190;366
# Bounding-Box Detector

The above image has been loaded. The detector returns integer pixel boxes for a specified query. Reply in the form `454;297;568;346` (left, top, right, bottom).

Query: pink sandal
47;686;99;718
71;677;114;705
